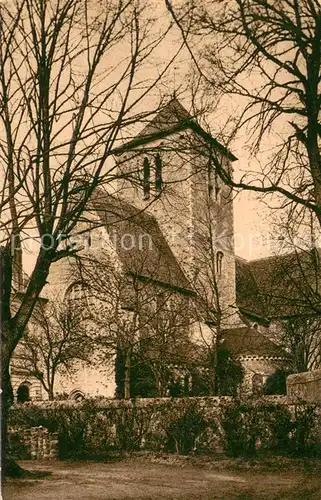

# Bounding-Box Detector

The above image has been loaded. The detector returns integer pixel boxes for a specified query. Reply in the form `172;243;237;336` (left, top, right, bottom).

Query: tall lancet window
143;156;150;199
155;153;163;194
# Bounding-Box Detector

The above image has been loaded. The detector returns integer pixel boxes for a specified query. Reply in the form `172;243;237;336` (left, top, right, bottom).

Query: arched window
143;157;150;199
17;383;30;403
216;251;224;275
155;153;163;193
68;389;85;402
86;232;92;248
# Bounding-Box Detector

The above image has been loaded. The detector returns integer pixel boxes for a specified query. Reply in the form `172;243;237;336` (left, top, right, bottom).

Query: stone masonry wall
8;426;59;460
287;369;321;403
10;395;307;460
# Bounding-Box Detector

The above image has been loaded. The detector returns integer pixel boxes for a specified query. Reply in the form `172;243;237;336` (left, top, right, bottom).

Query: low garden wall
8;425;59;460
287;369;321;403
8;396;321;460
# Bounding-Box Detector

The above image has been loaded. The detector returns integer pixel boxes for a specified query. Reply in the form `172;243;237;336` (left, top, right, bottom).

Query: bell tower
114;98;238;326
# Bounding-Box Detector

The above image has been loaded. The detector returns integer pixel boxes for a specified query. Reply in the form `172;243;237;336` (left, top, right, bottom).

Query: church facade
11;99;290;402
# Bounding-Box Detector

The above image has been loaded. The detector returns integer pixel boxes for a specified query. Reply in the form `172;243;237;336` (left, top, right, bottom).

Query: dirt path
3;457;321;499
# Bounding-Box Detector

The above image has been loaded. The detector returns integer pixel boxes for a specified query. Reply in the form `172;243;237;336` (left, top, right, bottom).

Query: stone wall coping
287;369;321;385
9;395;294;411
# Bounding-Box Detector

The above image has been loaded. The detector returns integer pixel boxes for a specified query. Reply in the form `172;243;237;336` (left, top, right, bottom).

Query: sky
2;0;275;275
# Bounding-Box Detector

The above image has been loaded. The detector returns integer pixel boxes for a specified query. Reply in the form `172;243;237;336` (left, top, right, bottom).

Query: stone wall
287;369;321;403
10;395;321;460
8;426;59;460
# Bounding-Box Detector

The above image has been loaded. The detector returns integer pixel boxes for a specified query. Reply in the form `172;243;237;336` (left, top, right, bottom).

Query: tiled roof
236;249;321;319
91;190;192;293
220;326;291;358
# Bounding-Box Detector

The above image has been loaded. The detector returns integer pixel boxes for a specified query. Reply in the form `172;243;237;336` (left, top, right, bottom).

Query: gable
112;98;237;162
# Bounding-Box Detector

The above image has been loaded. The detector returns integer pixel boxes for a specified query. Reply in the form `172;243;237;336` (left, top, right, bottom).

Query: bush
163;400;216;455
9;400;118;459
222;400;293;457
290;403;318;456
8;429;31;460
222;400;257;457
9;397;320;460
222;399;320;458
264;370;291;395
115;403;154;452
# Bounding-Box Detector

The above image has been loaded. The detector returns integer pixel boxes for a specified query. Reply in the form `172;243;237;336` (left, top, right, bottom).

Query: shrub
165;400;209;454
8;429;30;460
222;400;294;457
290;403;318;456
222;400;257;457
9;397;319;460
264;369;291;395
9;400;118;459
115;403;154;452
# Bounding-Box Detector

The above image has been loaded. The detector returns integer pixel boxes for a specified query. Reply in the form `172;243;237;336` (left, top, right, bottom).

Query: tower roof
136;97;192;138
112;98;237;161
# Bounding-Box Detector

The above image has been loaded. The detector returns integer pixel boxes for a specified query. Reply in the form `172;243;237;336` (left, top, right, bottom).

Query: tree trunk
1;247;52;476
124;349;131;399
1;357;14;481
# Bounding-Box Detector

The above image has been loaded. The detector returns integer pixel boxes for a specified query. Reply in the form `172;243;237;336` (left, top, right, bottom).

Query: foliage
290;403;319;457
115;349;158;399
222;399;319;458
165;401;211;454
8;398;222;458
7;430;30;460
189;368;212;396
8;398;321;460
264;370;291;396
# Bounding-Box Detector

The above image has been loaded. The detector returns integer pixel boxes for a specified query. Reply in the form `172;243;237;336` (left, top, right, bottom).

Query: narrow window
143;157;150;199
86;232;92;248
216;251;224;275
155;153;163;194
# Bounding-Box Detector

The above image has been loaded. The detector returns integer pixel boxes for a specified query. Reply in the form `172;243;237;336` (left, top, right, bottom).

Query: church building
11;98;290;402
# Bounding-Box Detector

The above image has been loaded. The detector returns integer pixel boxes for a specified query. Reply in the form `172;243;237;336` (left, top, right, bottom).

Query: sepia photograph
1;0;321;498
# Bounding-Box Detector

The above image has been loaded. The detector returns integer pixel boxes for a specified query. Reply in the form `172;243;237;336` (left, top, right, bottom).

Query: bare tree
262;213;321;372
166;0;321;225
189;182;241;394
71;245;194;399
138;290;194;397
13;299;93;400
0;0;182;475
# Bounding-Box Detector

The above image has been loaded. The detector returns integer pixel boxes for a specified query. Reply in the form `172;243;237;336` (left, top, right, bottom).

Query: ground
3;455;321;499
